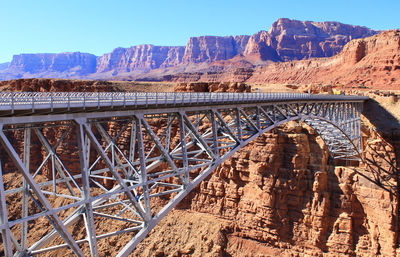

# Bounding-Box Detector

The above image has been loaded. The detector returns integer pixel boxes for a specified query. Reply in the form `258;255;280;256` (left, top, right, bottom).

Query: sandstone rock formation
133;120;399;257
243;30;280;61
182;35;250;64
96;45;185;73
266;18;377;61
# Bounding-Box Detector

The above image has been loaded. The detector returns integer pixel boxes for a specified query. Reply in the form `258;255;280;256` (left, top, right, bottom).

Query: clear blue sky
0;0;399;63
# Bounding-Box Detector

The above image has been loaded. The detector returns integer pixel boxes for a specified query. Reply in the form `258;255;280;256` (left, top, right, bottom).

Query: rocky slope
248;29;400;89
0;18;378;80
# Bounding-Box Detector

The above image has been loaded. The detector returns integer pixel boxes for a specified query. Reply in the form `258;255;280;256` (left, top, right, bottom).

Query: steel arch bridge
0;92;368;257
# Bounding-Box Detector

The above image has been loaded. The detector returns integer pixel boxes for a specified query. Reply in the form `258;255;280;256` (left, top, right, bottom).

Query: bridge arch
0;92;367;256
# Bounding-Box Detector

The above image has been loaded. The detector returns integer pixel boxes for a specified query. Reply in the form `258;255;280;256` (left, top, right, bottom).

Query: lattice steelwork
0;92;368;256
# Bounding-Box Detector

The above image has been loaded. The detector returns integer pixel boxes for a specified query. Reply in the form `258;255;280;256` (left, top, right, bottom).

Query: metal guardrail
0;92;369;113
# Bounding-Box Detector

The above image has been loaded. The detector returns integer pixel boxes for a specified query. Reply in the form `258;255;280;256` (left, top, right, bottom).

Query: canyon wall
96;45;185;73
0;18;378;80
246;30;400;89
133;118;400;257
181;35;250;64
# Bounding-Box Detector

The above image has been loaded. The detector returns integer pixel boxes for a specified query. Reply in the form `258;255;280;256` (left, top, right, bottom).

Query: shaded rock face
165;67;255;83
8;52;97;75
244;30;281;61
182;35;250;64
96;45;185;73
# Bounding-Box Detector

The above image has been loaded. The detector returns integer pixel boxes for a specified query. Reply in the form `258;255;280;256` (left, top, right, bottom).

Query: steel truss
0;93;366;256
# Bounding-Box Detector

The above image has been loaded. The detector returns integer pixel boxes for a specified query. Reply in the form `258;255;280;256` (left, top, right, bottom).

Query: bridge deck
0;92;368;116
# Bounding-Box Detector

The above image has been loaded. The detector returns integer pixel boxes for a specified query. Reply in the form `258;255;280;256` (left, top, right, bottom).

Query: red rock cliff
181;36;250;64
247;30;400;89
96;45;185;73
266;18;377;61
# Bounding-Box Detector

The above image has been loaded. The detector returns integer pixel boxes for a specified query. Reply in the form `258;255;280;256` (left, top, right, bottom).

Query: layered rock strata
96;45;185;73
167;30;400;90
0;18;378;80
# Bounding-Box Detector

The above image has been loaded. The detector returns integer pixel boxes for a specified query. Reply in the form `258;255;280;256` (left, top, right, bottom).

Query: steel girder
0;99;364;256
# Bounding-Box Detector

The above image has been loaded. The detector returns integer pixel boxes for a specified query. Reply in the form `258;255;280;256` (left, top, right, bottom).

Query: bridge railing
0;92;368;112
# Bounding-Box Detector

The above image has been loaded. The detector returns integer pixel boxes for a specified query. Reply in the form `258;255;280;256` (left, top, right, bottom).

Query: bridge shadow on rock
359;99;400;196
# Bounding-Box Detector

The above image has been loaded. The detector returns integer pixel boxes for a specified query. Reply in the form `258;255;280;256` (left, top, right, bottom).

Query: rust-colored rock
182;36;250;64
